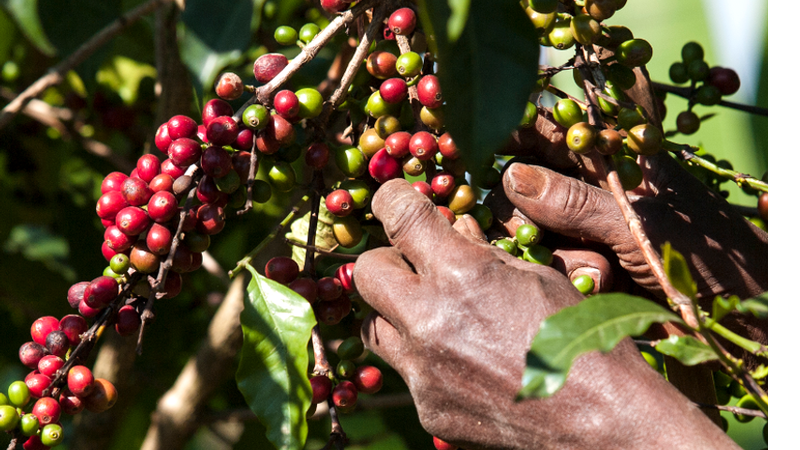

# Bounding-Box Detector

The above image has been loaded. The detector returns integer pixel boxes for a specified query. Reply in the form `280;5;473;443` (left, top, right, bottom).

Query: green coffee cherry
523;244;553;266
520;101;538;127
395;52;423;77
495;238;518;256
19;414;40;436
553;99;583;129
274;26;298;46
0;405;19;431
572;274;595;295
613;154;643;191
337;360;356;379
243;104;269;129
466;204;493;231
299;23;321;44
681;41;704;64
335;146;367;178
669;62;690;84
296;88;324;118
733;395;759;423
338;336;365;360
8;381;30;408
267;161;297;192
41;423;65;447
515;223;541;247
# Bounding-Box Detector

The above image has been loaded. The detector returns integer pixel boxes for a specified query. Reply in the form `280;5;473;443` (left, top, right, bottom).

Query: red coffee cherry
96;190;129;221
202;98;234;128
154;123;173;154
146;223;173;255
67;365;95;397
379;78;408;104
326;189;355;217
385;131;411;157
368;148;403;184
116;206;151;236
115;305;141;336
31;317;60;346
320;0;349;13
305;142;330;169
59;314;88;347
274;89;301;120
332;380;358;411
78;298;103;318
335;262;356;294
265;257;299;285
437;205;456;225
201;145;233;178
161;158;187;179
289;278;318;303
31;397;60;426
37;355;65;379
417;75;444;109
758;192;768;221
167;115;198;140
130;240;160;274
147;191;179;224
44;330;69;358
707;66;740;96
59;390;85;415
388;7;416;36
168;138;203;167
215;72;244;100
195;204;226;235
104;225;137;252
433;436;458;450
431;172;456;198
253;53;289;84
67;282;90;309
19;342;47;369
120;177;153;207
101;171;129;194
409;131;438;161
437;132;460;159
25;372;52;399
206;116;239;146
353;365;383;394
232;127;255;150
84;276;119;309
136;154;161;184
412;181;434;200
310;375;332;404
316;277;343;301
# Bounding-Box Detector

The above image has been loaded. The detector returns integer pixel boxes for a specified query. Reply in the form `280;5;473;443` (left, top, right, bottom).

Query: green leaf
417;0;539;174
519;293;680;398
182;0;252;54
737;292;767;319
661;242;697;300
711;295;738;321
236;264;316;450
655;335;719;366
0;0;56;56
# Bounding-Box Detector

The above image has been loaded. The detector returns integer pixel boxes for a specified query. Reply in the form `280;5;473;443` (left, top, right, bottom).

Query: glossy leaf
662;242;697;300
519;293;680;398
1;0;56;56
416;0;539;174
737;292;767;319
236;264;316;450
655;335;718;366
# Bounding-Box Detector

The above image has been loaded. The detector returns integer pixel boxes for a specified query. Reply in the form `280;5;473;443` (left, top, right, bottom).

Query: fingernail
507;164;544;198
570;268;602;294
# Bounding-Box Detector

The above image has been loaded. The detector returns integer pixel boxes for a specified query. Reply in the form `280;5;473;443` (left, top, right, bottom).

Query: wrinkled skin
355;180;745;450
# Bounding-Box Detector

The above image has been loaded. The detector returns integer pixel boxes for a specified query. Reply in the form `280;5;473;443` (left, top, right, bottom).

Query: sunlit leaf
1;0;56;56
662;242;697;300
737;292;767;319
655;335;718;366
236;264;316;450
519;293;679;398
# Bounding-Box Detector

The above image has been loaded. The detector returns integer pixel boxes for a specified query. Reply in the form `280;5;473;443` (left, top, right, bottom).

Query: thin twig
694;402;766;419
651;82;767;116
664;141;768;193
0;0;172;130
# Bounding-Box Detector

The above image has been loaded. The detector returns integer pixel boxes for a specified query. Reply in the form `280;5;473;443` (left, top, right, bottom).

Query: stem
663;141;768;193
0;0;172;130
228;194;312;278
237;140;260;216
706;322;767;355
694;402;766;419
284;239;359;260
651;82;768;116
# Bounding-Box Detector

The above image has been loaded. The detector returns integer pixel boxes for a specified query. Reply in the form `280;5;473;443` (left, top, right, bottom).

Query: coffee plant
0;0;767;449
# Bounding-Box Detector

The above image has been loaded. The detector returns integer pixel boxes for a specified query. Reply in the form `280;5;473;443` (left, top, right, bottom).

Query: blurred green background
0;0;767;449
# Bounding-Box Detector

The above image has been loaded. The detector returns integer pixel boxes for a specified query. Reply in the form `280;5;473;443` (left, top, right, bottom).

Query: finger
371;179;471;274
360;311;406;369
354;246;419;331
551;248;613;293
503;163;632;249
453;214;487;244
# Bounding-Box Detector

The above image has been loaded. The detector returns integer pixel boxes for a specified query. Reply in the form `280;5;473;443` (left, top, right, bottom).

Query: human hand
489;153;767;302
354;179;738;450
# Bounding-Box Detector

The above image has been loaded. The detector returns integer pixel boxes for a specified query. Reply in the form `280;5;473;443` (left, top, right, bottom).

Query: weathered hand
354;179;738;450
491;154;768;302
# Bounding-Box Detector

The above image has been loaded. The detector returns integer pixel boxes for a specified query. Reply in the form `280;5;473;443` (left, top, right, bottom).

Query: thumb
503;163;631;250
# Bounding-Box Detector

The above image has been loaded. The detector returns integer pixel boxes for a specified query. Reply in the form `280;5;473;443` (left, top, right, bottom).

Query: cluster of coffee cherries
669;41;741;135
4;315;117;449
527;0;632;50
262;256;383;414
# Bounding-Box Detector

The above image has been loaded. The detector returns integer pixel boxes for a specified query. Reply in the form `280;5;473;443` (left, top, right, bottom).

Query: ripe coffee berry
417;75;443;109
25;373;51;399
167;115;198;140
317;277;343;301
431;172;456;198
206;116;239;146
707;66;740;96
96;190;129;221
84;276;120;309
388;7;416;36
274;89;300;119
366;51;398;80
37;355;65;378
332;380;358;411
115;305;141;336
215;72;244;100
19;342;47;369
202;98;234;127
253;53;289;84
105;225;137;252
32;396;60;426
154;123;173;154
196;204;226;235
438;205;456;225
265;256;299;285
335;262;356;294
325;189;354;217
161;158;187;179
146;223;173;255
201;145;233;178
379;78;408;104
147;190;179;223
433;436;458;450
101;171;129;194
45;330;70;358
384;131;411;157
320;0;348;13
289;278;318;303
168;138;203;167
353;365;383;394
412;181;434;200
409;131;438;160
31;316;60;346
305;142;330;169
310;375;332;404
368;148;403;184
59;314;88;346
83;378;118;413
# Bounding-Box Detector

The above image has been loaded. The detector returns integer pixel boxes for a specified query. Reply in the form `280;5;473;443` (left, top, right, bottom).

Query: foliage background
0;0;769;449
